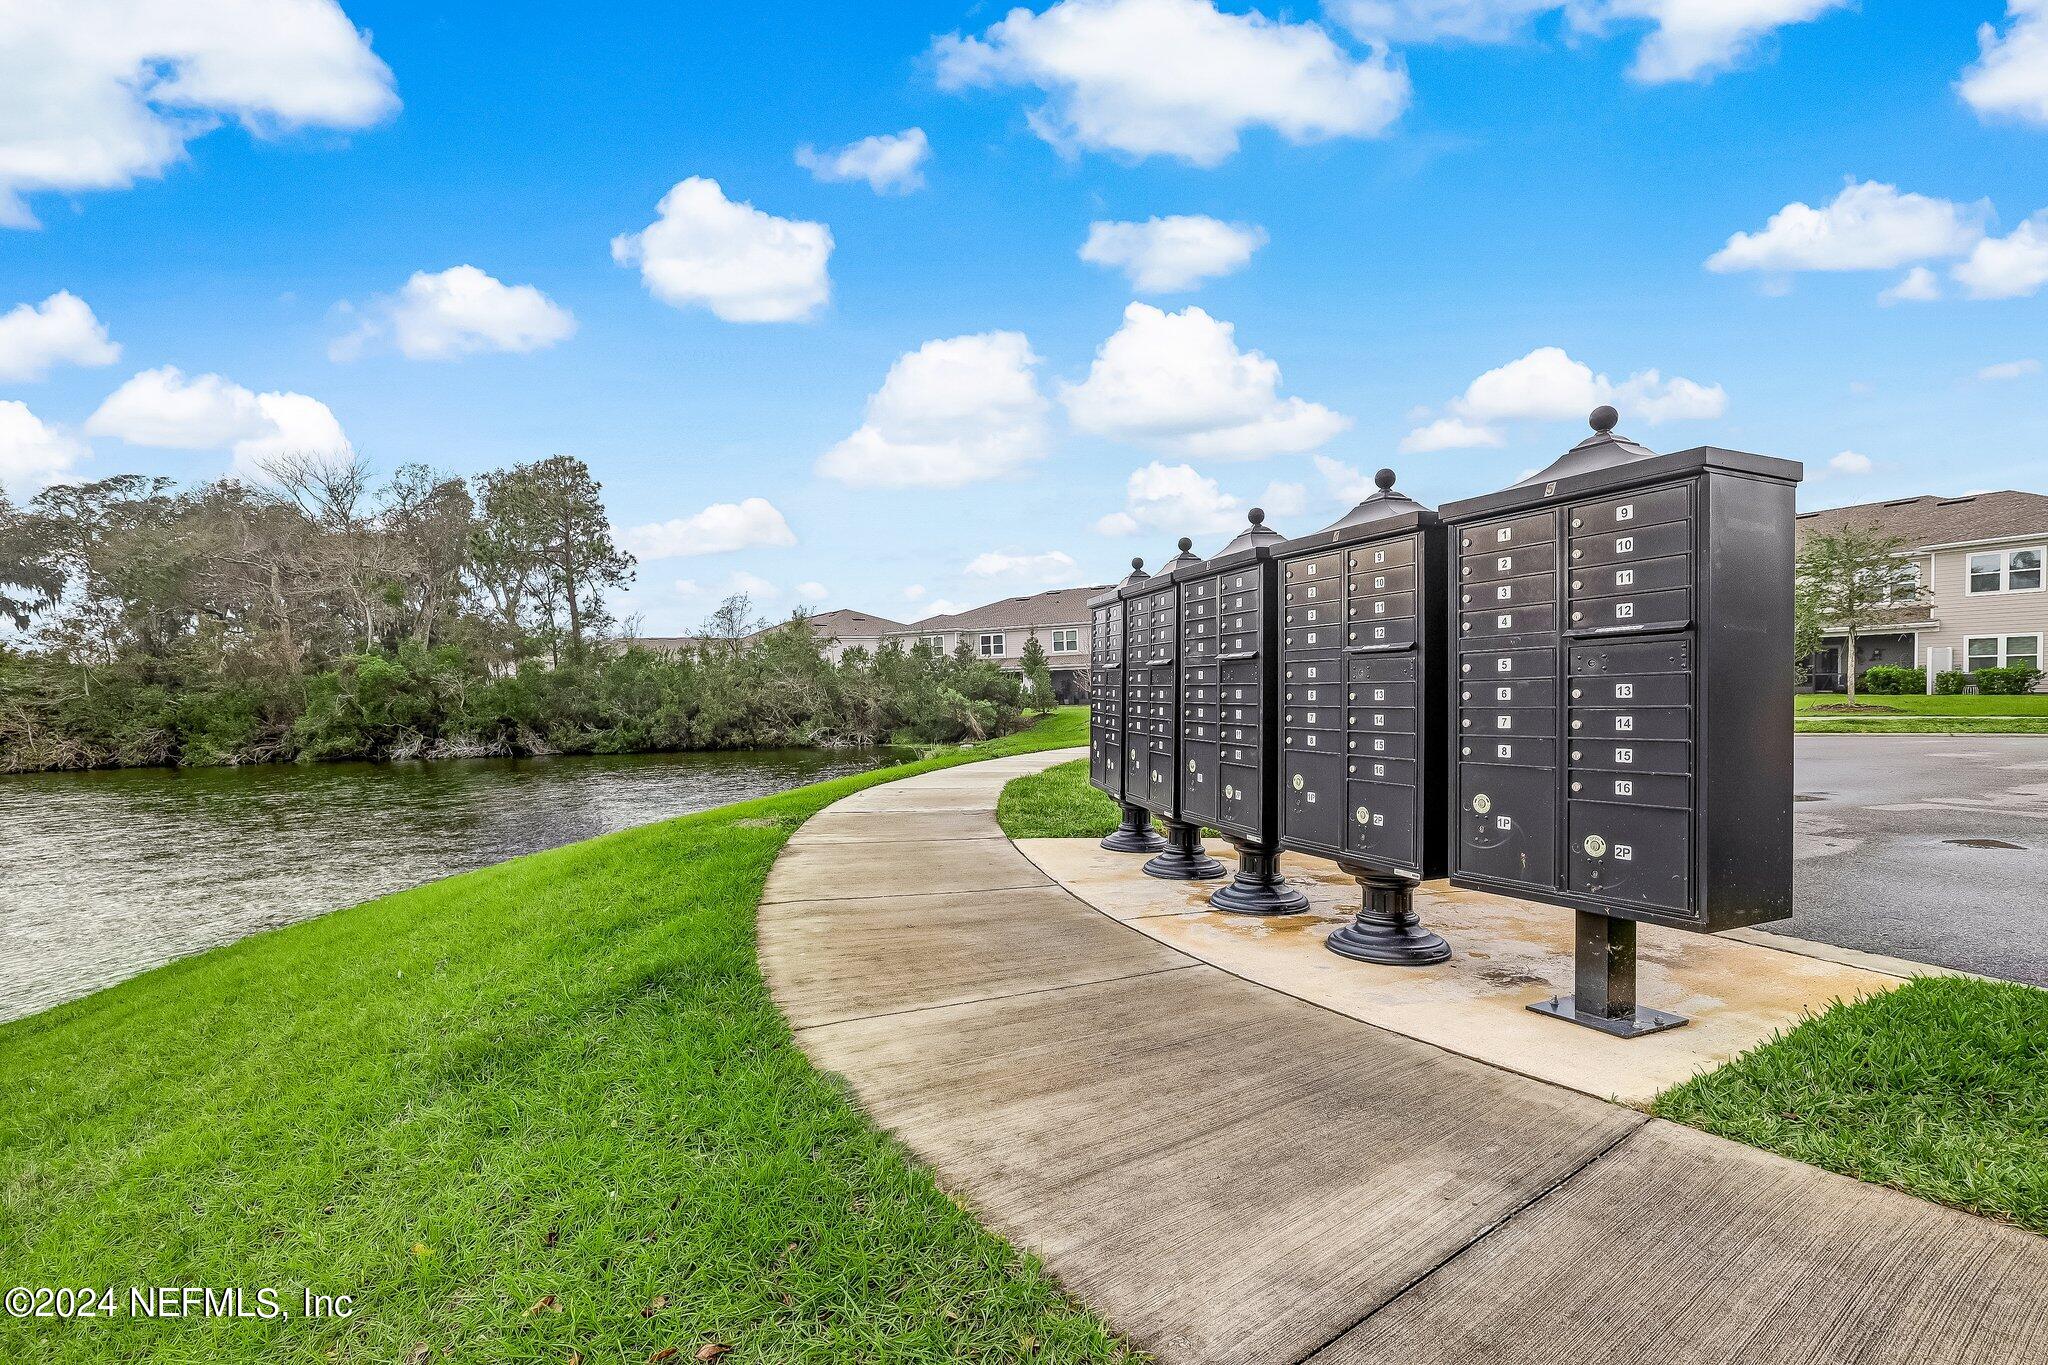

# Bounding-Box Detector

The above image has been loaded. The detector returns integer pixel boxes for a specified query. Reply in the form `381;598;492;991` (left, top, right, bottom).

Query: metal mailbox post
1090;559;1167;853
1274;471;1453;965
1440;407;1802;1035
1126;539;1226;880
1176;510;1310;914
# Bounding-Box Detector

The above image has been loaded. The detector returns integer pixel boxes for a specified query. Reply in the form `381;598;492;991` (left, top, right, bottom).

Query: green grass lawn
995;757;1119;840
1796;692;2048;733
0;707;1140;1364
1655;977;2048;1235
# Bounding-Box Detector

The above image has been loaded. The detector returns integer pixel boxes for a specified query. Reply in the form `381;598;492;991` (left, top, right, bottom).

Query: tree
1795;525;1927;698
0;490;64;631
470;456;633;664
1020;632;1055;715
701;593;765;658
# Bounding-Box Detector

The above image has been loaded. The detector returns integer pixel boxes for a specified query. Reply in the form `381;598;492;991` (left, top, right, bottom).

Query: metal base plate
1326;922;1452;966
1143;849;1227;881
1527;995;1689;1038
1208;875;1310;916
1100;826;1169;853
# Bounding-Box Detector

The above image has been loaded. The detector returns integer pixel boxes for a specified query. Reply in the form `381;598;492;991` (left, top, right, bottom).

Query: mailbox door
1283;750;1343;851
1456;762;1556;891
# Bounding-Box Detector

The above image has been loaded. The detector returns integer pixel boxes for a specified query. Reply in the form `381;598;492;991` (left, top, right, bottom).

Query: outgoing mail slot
1346;680;1418;707
1569;672;1688;708
1569;637;1692;676
1569;706;1689;741
1284;623;1341;656
1347;562;1416;595
1567;588;1692;634
1459;510;1556;554
1570;553;1691;599
1346;780;1418;867
1459;735;1558;769
1348;589;1417;621
1347;705;1418;733
1284;552;1341;584
1346;537;1415;571
1460;677;1557;709
1459;705;1550;736
1347;652;1418;683
1569;483;1690;535
1283;750;1344;850
1460;539;1558;584
1346;617;1419;650
1459;603;1558;639
1458;765;1556;890
1458;572;1555;609
1568;518;1690;568
1570;737;1689;774
1348;729;1419;761
1569;769;1689;809
1569;803;1691;915
1350;754;1419;786
1457;647;1556;680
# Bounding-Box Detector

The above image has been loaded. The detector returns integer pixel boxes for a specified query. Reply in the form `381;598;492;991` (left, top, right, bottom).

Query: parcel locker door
1219;762;1262;838
1569;803;1692;916
1283;750;1344;852
1345;779;1418;869
1457;764;1556;890
1182;741;1221;825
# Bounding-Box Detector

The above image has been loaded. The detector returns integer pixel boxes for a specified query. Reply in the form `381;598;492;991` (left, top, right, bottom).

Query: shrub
1860;665;1925;695
1934;670;1970;695
1974;664;2044;696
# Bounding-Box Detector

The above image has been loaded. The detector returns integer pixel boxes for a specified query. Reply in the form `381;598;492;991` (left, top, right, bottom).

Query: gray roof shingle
1795;490;2048;549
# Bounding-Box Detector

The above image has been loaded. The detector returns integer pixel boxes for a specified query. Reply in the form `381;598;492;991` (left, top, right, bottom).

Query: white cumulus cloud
623;497;796;560
1878;266;1941;305
1953;215;2048;299
1979;358;2042;381
1706;180;1986;278
819;332;1050;488
332;265;576;361
1094;460;1301;538
1336;0;1847;83
1403;346;1725;450
964;549;1085;586
796;128;930;193
1061;303;1348;460
87;366;351;475
1960;1;2048;126
0;0;398;228
611;177;833;323
0;401;88;493
1828;450;1872;475
932;0;1410;166
1080;215;1267;292
0;291;120;380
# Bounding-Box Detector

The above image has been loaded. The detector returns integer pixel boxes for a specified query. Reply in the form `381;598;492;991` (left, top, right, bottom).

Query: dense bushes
0;631;1027;773
1934;670;1970;695
1858;665;1925;694
1973;664;2044;696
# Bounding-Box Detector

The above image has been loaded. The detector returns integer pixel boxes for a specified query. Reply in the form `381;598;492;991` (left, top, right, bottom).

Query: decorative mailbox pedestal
1128;540;1224;881
1274;471;1452;965
1090;559;1167;854
1441;408;1801;1033
1175;510;1309;916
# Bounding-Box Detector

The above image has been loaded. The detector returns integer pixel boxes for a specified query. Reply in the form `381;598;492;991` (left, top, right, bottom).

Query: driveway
1790;733;2048;984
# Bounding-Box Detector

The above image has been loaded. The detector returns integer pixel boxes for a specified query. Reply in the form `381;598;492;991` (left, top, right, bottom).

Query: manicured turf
0;709;1141;1364
1795;693;2048;715
1796;717;2048;734
1654;976;2048;1235
995;757;1119;840
1795;693;2048;732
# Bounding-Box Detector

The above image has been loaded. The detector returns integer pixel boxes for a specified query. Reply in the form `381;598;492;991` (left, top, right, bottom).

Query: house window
919;634;945;649
1050;628;1079;652
1968;635;2042;670
1966;546;2045;594
979;632;1005;657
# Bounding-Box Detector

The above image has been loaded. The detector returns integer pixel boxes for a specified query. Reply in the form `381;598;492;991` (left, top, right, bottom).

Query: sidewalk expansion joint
792;962;1204;1033
762;878;1053;906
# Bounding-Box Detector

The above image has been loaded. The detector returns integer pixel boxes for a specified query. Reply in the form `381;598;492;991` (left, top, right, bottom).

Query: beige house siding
1914;537;2048;675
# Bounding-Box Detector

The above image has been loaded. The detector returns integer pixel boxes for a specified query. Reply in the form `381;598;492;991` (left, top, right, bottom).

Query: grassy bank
1795;692;2048;734
994;762;2048;1236
0;708;1137;1364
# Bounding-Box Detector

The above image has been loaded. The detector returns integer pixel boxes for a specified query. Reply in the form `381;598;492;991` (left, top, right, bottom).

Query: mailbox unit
1176;510;1309;914
1127;540;1225;879
1440;408;1801;1033
1089;559;1167;853
1273;471;1453;964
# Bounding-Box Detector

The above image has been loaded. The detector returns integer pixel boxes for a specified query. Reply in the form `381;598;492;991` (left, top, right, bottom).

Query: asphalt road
1787;733;2048;985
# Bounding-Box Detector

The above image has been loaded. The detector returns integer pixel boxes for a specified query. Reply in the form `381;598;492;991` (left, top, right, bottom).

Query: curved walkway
760;750;2048;1365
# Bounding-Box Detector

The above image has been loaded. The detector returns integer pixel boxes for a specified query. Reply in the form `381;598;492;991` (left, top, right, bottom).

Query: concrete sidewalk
759;750;2048;1364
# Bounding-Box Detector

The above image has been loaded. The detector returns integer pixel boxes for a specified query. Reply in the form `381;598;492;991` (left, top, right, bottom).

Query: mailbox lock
1572;688;1582;699
1571;750;1582;761
1572;580;1582;591
1461;717;1471;728
1571;518;1583;529
1571;719;1582;730
1472;793;1492;814
1571;611;1583;622
1461;662;1470;673
1571;781;1582;792
1572;548;1582;560
1292;774;1305;791
1461;746;1471;756
1583;835;1608;857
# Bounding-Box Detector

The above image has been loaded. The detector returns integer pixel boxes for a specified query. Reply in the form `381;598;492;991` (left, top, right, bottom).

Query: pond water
0;747;888;1024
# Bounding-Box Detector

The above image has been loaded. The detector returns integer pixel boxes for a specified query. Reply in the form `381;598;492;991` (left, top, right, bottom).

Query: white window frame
919;634;945;649
1050;628;1079;653
1965;545;2045;595
979;632;1006;657
1967;633;2042;670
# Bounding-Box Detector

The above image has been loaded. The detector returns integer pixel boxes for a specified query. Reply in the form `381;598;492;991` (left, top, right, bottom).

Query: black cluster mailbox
1272;471;1453;964
1174;510;1309;914
1440;407;1801;1035
1088;560;1166;853
1123;540;1225;878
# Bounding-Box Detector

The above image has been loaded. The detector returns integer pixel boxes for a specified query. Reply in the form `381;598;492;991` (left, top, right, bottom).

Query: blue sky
3;1;2047;632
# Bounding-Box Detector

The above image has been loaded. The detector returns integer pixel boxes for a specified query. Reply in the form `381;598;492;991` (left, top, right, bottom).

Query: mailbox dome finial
1131;556;1144;570
1375;468;1396;492
1590;405;1619;434
1248;507;1265;526
1178;536;1193;552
